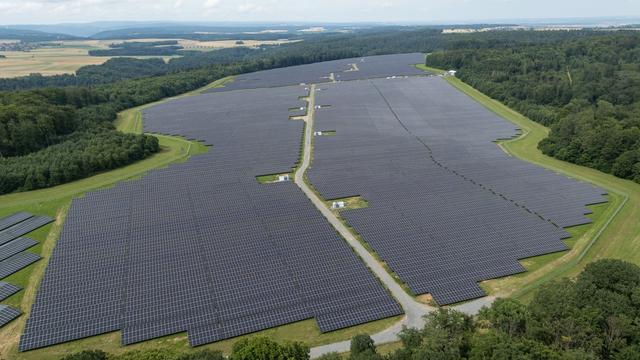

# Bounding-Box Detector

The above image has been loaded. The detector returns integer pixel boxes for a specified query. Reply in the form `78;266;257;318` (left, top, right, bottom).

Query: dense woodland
58;259;640;360
0;130;158;193
427;32;640;183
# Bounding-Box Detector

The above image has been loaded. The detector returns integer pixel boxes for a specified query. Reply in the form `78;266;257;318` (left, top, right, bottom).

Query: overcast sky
1;0;639;25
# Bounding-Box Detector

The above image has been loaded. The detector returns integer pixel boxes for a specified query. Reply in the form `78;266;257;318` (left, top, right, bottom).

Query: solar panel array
0;212;51;328
205;53;426;93
0;252;41;279
20;85;402;351
0;216;53;246
0;212;32;231
0;237;38;261
0;304;21;327
307;77;607;305
0;282;20;301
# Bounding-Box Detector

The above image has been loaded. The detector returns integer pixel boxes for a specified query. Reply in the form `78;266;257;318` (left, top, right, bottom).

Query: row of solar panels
0;212;53;329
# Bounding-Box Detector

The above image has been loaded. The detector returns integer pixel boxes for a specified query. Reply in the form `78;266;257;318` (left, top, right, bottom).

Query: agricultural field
0;46;110;77
0;38;298;78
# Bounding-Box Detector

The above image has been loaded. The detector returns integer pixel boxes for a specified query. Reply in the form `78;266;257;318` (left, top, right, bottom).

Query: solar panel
0;212;32;232
0;237;38;261
0;216;53;246
0;252;40;279
0;305;21;328
0;282;20;301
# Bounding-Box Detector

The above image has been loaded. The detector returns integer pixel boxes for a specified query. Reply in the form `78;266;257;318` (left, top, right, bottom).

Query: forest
426;32;640;183
58;259;640;360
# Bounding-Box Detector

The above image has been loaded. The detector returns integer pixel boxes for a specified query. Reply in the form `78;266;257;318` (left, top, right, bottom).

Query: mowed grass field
417;65;640;302
0;76;402;360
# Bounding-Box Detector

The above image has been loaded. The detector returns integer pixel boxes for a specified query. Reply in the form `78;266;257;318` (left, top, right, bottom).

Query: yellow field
0;38;298;78
0;47;109;77
178;39;299;51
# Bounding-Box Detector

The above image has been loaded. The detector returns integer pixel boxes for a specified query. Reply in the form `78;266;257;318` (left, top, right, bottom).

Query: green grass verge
11;316;402;360
256;173;292;184
325;196;369;211
416;64;640;302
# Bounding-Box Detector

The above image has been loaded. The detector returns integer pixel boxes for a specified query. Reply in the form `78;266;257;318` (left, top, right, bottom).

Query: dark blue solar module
0;237;38;262
0;305;21;328
21;83;403;351
0;282;20;301
0;212;32;232
205;53;426;93
0;252;40;279
306;77;607;305
0;216;53;246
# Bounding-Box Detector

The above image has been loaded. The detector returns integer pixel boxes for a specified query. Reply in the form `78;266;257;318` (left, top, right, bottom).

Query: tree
350;334;376;356
478;298;529;337
230;337;309;360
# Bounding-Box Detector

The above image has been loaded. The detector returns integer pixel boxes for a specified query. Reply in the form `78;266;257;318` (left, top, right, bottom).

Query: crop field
178;39;299;51
0;38;298;78
0;46;110;77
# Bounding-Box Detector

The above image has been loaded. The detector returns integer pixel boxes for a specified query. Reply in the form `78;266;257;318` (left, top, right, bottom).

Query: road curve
293;84;493;358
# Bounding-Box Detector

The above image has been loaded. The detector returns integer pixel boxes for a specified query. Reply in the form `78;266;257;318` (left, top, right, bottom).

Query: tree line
58;259;640;359
426;32;640;184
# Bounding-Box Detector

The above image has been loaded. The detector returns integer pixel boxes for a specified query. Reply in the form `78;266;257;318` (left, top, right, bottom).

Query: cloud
202;0;220;9
173;0;183;8
237;2;264;13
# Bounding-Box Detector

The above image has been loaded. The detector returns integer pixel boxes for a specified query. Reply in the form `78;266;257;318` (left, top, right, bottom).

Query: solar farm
2;53;608;352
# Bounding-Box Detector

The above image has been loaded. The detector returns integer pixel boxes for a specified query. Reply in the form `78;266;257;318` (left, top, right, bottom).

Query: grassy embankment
0;75;400;360
417;64;639;302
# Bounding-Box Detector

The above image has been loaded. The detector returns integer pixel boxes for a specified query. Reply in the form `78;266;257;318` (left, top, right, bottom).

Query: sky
1;0;639;25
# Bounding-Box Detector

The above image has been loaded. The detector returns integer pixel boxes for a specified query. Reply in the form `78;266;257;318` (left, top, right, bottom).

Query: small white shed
331;201;346;209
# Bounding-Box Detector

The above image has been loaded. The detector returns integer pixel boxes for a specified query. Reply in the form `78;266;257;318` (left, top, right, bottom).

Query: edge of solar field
416;64;632;301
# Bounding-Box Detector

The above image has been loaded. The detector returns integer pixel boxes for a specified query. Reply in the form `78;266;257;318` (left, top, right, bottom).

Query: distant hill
9;21;202;37
0;27;77;41
8;21;361;38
